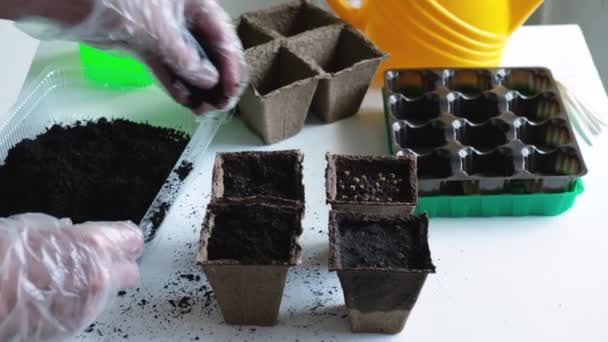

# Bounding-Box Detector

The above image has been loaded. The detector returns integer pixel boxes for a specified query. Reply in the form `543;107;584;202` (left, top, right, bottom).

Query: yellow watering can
327;0;543;86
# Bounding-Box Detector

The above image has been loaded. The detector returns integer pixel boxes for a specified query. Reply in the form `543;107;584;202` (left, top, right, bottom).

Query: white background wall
532;0;608;88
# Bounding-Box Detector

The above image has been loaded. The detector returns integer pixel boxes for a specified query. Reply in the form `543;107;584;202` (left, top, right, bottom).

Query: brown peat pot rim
325;26;387;78
243;0;341;39
211;149;305;205
289;24;388;78
246;43;322;99
234;16;276;50
198;201;303;267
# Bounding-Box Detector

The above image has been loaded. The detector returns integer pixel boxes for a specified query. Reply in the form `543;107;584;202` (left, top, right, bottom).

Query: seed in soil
335;162;414;203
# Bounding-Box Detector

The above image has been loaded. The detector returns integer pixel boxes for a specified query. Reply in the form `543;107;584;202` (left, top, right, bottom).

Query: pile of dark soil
0;118;189;223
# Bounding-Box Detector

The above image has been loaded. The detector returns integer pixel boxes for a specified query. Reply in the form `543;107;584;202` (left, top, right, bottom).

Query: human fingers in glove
1;0;247;115
0;214;143;342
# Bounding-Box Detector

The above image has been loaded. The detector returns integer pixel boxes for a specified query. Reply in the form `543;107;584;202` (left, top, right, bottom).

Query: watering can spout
326;0;368;30
509;0;543;34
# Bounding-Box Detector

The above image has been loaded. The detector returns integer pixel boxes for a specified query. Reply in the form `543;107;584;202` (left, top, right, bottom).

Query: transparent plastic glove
0;214;143;342
17;0;247;115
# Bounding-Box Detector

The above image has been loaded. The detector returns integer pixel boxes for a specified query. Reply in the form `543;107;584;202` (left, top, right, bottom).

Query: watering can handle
326;0;368;30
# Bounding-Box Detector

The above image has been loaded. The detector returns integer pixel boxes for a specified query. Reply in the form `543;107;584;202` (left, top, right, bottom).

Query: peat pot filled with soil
326;153;418;215
212;150;305;209
329;211;435;334
197;201;303;326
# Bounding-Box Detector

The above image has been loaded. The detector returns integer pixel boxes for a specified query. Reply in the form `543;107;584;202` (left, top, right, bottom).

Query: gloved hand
16;0;247;115
0;214;143;342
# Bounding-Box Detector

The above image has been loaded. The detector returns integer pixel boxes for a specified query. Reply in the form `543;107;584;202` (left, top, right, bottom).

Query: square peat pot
197;201;303;326
211;150;304;209
235;16;275;50
238;43;321;144
326;153;418;215
288;24;387;122
329;211;435;334
243;1;341;38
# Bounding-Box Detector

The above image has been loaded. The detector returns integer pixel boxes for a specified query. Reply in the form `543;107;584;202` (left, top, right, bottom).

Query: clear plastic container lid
0;67;230;248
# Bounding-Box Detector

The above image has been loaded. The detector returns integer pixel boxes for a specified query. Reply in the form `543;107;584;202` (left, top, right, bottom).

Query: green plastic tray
78;43;154;87
382;88;584;217
414;179;583;217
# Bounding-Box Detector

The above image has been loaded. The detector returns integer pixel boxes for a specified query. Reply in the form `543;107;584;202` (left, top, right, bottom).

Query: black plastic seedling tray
384;68;587;197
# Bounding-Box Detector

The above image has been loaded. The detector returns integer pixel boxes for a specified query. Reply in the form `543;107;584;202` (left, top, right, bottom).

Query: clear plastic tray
0;67;230;246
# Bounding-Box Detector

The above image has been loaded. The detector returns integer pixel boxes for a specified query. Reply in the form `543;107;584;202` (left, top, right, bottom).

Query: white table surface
1;24;608;342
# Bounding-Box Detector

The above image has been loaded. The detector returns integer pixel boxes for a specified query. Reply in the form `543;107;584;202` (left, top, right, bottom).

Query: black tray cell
446;69;493;96
516;118;571;151
454;118;509;152
525;147;584;176
462;148;516;177
440;180;480;196
501;69;552;97
417;149;453;179
395;121;447;153
506;179;544;194
450;92;500;124
385;70;438;98
389;93;441;125
508;92;561;123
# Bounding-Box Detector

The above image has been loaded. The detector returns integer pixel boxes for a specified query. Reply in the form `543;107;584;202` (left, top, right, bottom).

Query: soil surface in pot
0;118;189;223
338;216;433;270
207;204;298;264
335;161;413;203
222;153;302;200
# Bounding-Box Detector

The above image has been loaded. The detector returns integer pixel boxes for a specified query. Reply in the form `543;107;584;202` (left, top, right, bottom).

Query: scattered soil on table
174;160;194;181
0;118;189;223
146;202;171;241
335;160;414;203
337;215;433;270
207;204;299;264
222;153;303;200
